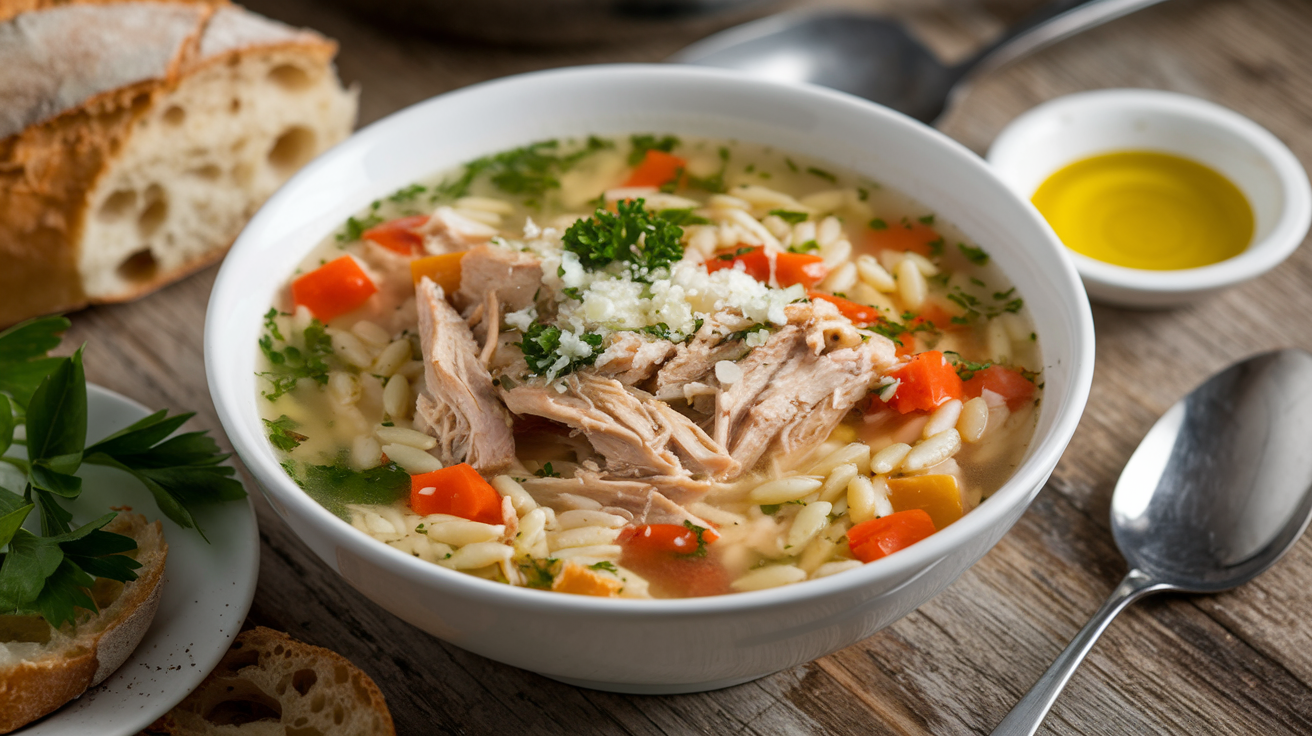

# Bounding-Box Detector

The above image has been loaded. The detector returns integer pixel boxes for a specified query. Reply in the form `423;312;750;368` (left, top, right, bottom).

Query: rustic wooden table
65;0;1312;732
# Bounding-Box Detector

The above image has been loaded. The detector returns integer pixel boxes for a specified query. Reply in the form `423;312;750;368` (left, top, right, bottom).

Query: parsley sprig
561;199;685;281
0;316;245;627
257;309;334;401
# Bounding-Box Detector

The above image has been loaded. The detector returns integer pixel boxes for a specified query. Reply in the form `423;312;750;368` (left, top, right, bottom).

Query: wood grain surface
54;0;1312;733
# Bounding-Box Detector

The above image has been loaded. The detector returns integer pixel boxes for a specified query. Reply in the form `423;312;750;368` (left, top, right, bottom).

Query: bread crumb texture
0;513;167;734
0;0;357;325
146;626;396;736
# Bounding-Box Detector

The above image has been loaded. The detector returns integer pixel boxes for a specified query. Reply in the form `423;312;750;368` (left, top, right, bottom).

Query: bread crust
0;513;168;734
0;1;352;327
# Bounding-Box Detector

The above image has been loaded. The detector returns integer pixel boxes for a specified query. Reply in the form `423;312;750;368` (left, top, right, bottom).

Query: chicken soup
256;135;1041;598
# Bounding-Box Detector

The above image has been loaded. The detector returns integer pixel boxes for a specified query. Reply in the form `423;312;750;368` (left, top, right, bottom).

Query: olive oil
1032;151;1253;270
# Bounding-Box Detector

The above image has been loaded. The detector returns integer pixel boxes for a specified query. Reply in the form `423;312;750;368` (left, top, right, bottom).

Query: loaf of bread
0;513;168;734
0;0;358;326
146;626;396;735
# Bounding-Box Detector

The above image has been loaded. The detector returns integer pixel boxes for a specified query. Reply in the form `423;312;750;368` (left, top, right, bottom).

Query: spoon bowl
673;0;1168;124
993;348;1312;735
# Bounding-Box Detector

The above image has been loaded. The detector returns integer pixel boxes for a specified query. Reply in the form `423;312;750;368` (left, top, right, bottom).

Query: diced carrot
618;522;727;598
551;561;623;597
886;474;964;530
410;252;465;293
706;247;828;288
624;150;686;188
867;220;942;257
808;291;883;327
363;215;430;256
885;350;964;414
290;256;377;322
409;463;502;525
847;509;937;563
963;365;1036;410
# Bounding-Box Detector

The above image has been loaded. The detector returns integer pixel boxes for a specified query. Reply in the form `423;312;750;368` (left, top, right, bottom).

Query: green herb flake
958;242;990;265
869;218;888;231
784;157;799;173
806;166;837;183
787;240;819;254
518;322;604;379
336;213;384;243
519;558;559;589
677;520;713;558
562;198;685;280
769;209;809;225
257;318;335;401
628;134;680;165
534;462;561;479
919;214;936;226
263;415;307;452
588;561;619;573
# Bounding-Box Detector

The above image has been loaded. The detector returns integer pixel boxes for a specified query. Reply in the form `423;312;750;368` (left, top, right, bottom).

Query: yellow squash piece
551;561;623;597
410;252;464;294
886;474;964;530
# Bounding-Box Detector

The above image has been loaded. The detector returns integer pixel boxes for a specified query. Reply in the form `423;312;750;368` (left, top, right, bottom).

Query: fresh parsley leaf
628;134;680;165
258;319;334;401
785;157;799;173
787;240;819;254
869;218;888;230
25;350;86;499
82;410;247;539
0;316;71;409
656;208;710;226
759;504;781;515
994;287;1016;301
534;462;561;478
387;183;427;203
283;460;409;519
927;238;945;258
958;242;990;265
0;491;32;550
337;213;384;243
519;557;559;589
943;351;993;381
517;322;603;379
919;214;936;226
769;209;809;225
0;394;12;457
806;166;837;183
561;199;685;280
589;561;618;573
263;415;307;452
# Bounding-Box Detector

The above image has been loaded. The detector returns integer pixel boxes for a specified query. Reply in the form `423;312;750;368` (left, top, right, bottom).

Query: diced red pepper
363;215;430;256
847;509;937;563
707;247;828;288
867;220;942;257
963;365;1036;410
409;463;502;525
884;350;964;414
617;523;727;598
624;150;686;188
290;256;377;323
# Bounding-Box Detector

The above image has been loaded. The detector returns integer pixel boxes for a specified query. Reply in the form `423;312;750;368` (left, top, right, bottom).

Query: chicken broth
257;134;1041;598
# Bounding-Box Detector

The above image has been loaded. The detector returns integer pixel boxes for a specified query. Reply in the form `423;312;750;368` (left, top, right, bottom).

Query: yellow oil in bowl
1031;151;1253;270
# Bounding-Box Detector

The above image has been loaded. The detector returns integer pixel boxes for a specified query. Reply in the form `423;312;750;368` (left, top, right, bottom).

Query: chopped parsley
994;287;1016;301
257;309;334;401
807;166;837;183
784;157;799;173
387;183;427;204
518;322;603;379
943;352;992;381
869;217;888;230
628;134;680;165
717;323;771;346
562;199;685;280
918;214;936;226
433;137;613;202
263;415;307;452
958;242;990;265
681;146;730;194
534;462;561;478
927;238;946;258
677;521;713;558
657;208;711;226
787;240;819;254
336;213;383;243
282;459;409;519
589;561;619;573
769;209;809;225
520;558;559;589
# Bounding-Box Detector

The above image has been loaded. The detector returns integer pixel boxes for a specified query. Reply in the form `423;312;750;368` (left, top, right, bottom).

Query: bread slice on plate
0;512;168;734
146;626;396;735
0;0;358;326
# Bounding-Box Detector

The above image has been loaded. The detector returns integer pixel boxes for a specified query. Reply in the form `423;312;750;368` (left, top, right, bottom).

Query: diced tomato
808;291;882;327
624;150;686;188
618;523;727;598
884;350;964;414
290;256;377;322
867;220;942;257
963;365;1036;410
410;252;465;294
409;463;502;525
707;247;828;288
363;215;430;256
847;509;938;562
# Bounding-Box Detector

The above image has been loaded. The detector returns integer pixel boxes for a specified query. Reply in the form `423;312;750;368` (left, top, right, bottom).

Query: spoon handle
959;0;1168;82
990;569;1168;736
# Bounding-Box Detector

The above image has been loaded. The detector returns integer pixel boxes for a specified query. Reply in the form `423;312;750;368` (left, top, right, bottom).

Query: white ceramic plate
9;384;259;735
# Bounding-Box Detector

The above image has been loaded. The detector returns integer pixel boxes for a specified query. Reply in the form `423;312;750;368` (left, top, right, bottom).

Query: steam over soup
257;135;1041;598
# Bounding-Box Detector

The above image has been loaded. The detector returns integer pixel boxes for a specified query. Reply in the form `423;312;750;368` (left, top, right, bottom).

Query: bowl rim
206;63;1095;616
987;88;1312;297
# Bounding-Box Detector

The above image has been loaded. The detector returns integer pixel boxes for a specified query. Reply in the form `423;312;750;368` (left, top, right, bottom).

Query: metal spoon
672;0;1168;124
992;349;1312;735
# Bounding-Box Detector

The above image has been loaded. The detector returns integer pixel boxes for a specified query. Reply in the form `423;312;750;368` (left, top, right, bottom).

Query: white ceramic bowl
206;65;1095;693
988;89;1312;308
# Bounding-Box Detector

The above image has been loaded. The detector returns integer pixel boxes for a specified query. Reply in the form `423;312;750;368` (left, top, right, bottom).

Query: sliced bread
0;512;168;734
146;626;396;735
0;1;358;326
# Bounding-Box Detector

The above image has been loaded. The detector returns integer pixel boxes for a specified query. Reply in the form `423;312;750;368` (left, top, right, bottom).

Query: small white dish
988;89;1312;308
10;384;259;736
